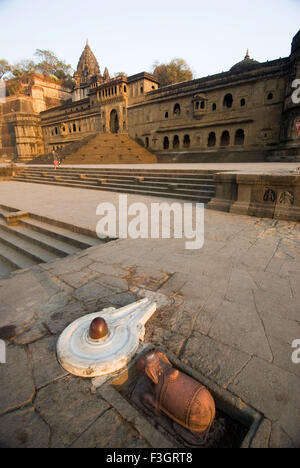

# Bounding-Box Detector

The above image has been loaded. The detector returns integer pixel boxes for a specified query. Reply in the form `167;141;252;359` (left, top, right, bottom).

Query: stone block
0;346;35;415
0;407;50;448
28;336;68;389
35;376;110;446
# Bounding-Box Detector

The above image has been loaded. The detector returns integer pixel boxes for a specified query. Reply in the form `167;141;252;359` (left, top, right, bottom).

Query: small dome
230;50;260;74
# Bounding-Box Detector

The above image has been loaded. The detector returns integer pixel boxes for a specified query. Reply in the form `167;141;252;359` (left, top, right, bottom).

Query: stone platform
0;182;299;448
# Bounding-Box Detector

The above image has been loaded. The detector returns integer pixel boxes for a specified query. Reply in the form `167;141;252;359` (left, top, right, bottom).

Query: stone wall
208;171;300;221
128;70;288;155
0;97;44;161
0;75;71;160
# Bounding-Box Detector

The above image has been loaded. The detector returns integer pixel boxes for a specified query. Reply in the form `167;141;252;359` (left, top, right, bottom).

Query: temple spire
245;48;250;59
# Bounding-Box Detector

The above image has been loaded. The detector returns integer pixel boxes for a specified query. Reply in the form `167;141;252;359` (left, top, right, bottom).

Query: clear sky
0;0;299;79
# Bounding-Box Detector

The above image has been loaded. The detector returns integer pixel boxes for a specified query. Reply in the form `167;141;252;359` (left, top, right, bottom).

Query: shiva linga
57;298;157;378
137;351;216;435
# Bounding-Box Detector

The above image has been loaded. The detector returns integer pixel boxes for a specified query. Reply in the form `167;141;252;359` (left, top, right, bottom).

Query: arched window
140;86;144;94
221;130;230;146
183;135;190;148
55;127;58;135
173;103;181;116
212;103;217;111
240;98;246;107
267;92;273;100
145;137;149;148
195;101;200;110
165;111;169;119
208;132;216;147
124;85;127;93
200;101;205;109
73;123;77;132
163;136;169;150
173;135;180;149
234;129;245;145
223;94;233;108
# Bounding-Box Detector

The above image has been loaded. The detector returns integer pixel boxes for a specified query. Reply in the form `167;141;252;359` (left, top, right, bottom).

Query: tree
10;59;36;77
114;72;127;78
0;59;11;79
34;49;73;82
152;58;194;87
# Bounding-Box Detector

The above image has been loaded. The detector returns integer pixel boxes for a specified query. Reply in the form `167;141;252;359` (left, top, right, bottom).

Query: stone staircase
27;134;157;165
26;134;99;165
14;167;217;203
0;206;104;278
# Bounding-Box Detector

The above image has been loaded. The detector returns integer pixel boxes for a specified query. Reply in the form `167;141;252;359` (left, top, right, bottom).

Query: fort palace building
1;30;299;162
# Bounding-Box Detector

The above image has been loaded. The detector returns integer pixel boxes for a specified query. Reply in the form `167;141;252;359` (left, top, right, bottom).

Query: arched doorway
234;129;245;145
110;109;119;134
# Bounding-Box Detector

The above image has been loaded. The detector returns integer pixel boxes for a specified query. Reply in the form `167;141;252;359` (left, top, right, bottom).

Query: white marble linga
56;298;156;378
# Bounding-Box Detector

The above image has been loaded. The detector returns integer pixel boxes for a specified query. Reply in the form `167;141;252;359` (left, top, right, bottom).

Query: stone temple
0;30;300;163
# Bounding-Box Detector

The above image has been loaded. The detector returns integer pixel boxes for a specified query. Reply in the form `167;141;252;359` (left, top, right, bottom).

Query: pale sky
0;0;299;79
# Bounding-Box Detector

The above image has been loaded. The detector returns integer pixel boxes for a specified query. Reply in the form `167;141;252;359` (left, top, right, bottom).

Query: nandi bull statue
137;351;216;435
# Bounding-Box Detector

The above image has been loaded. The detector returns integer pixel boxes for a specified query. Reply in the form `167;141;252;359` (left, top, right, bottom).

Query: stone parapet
208;171;300;221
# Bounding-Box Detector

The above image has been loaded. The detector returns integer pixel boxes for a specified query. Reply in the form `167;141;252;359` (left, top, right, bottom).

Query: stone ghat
14;167;217;204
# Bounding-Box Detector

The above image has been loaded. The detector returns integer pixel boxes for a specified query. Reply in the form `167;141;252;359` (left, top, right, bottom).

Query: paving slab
0;346;35;415
28;335;68;389
34;376;110;446
71;408;150;448
0;407;50;448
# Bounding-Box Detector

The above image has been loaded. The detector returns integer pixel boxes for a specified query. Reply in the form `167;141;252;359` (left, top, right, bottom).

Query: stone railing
208;171;300;221
0;165;25;180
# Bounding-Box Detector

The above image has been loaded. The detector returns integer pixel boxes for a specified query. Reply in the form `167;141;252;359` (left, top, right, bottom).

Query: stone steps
0;226;61;264
0;219;80;258
14;167;217;203
18;173;214;192
0;208;104;277
0;240;37;270
19;217;100;250
30;133;157;165
20;171;215;185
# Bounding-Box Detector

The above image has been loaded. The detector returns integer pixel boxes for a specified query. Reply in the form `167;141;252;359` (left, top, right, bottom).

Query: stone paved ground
0;182;299;448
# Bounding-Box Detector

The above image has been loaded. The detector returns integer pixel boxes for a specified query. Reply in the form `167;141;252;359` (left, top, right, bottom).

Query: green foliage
114;72;128;78
34;49;73;83
6;79;22;96
1;50;74;88
152;58;194;87
10;59;36;77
